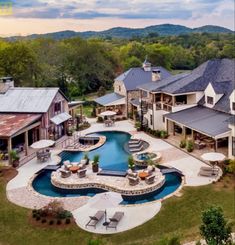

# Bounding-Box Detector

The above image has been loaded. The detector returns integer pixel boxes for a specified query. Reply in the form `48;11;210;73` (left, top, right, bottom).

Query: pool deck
6;119;222;234
51;166;165;196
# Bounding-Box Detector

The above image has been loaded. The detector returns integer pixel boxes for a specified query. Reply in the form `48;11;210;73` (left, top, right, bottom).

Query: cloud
9;0;233;20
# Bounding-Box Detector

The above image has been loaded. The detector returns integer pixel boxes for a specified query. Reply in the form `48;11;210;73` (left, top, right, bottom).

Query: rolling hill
6;24;234;41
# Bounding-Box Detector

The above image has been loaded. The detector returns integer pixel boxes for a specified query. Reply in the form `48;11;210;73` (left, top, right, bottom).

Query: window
150;114;153;125
232;102;235;111
54;102;61;114
233;137;235;156
207;96;214;105
119;85;121;92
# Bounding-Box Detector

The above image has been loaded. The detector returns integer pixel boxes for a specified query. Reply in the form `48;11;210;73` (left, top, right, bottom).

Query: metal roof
165;106;231;138
115;66;172;91
0;114;41;138
0;87;60;113
50;112;71;125
94;92;125;106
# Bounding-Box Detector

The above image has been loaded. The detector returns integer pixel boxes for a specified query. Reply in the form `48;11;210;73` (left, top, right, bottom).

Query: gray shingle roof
94;92;125;106
138;73;189;92
115;66;172;91
0;87;61;113
165;106;231;138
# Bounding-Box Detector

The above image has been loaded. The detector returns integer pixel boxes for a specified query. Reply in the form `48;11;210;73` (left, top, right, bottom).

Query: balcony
155;102;172;112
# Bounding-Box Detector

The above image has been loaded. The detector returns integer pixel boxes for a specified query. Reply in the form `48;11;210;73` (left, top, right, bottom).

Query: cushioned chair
145;175;155;185
60;169;71;178
77;169;87;178
128;176;139;186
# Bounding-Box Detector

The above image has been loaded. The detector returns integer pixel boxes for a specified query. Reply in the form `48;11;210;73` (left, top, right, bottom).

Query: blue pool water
32;170;182;204
60;131;131;171
32;131;182;204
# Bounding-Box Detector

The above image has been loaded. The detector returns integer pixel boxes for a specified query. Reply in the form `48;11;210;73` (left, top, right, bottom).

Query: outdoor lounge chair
145;175;155;185
77;169;87;178
200;166;219;172
60;169;71;178
85;210;105;229
128;176;139;186
127;169;138;178
106;211;124;230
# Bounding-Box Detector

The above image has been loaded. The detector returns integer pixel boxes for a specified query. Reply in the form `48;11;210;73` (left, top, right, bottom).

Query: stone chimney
0;77;14;94
142;57;151;72
152;69;161;82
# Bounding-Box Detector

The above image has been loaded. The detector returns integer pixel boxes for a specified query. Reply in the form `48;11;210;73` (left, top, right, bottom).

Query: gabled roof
0;87;66;113
138;73;189;92
94;92;125;106
115;66;172;91
165;106;231;138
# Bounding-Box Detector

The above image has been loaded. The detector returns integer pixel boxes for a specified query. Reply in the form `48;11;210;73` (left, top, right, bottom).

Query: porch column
214;139;218;152
191;130;194;140
7;137;12;164
24;131;29;156
182;126;186;139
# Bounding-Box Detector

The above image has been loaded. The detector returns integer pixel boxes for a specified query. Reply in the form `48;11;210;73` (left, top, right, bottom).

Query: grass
0;171;234;245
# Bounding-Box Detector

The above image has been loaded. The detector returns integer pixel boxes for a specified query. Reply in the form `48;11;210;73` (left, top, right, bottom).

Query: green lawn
0;174;234;245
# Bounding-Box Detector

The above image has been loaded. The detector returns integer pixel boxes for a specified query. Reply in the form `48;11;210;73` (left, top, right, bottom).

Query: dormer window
207;96;214;105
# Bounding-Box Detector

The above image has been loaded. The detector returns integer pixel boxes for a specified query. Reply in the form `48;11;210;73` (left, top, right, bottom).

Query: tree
200;206;232;245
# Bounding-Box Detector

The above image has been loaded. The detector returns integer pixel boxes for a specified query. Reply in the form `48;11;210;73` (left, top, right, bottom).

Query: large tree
200;206;232;245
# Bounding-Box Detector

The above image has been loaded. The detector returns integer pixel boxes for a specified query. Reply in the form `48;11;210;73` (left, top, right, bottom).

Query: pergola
0;114;41;163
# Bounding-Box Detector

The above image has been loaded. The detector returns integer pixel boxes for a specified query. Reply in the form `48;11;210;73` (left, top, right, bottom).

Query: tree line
0;33;234;99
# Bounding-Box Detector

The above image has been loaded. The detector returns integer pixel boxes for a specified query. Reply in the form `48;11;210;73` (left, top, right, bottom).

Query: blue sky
0;0;234;36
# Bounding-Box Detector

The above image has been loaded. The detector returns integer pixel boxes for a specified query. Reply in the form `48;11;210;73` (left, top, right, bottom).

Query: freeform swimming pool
61;131;131;171
32;131;183;204
32;170;182;204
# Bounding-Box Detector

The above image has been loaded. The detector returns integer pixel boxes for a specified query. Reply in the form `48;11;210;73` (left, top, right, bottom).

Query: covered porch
165;106;231;157
94;92;126;119
0;114;41;165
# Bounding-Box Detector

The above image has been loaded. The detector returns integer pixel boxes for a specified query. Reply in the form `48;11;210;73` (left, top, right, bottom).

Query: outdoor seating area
104;119;115;127
58;160;87;178
36;150;51;163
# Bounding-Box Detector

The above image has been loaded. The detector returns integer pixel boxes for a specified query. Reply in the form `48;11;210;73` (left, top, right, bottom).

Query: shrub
160;130;168;139
225;160;235;174
122;116;127;120
97;116;104;123
186;140;194;152
49;220;54;225
57;210;72;220
41;218;47;224
135;121;141;131
36;216;41;221
88;239;101;245
128;155;135;169
179;139;186;148
65;218;71;224
93;155;100;164
155;130;161;138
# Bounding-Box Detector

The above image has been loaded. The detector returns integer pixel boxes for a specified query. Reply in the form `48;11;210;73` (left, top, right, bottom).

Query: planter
12;160;19;168
92;163;99;173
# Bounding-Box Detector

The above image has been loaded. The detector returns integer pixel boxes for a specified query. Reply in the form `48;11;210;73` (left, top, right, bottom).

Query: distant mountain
6;24;234;41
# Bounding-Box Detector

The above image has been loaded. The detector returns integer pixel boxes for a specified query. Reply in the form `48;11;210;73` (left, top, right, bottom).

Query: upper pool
60;131;131;171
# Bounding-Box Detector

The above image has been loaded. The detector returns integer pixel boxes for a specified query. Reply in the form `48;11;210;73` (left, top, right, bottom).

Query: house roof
138;73;189;92
165;106;231;138
115;66;172;91
94;92;125;106
50;112;72;125
0;87;66;113
0;114;41;138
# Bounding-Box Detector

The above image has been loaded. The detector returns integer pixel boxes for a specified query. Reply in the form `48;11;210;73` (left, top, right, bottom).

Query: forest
0;32;234;99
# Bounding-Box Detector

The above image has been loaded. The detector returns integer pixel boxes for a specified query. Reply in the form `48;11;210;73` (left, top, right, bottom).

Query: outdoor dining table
69;166;80;173
138;171;149;180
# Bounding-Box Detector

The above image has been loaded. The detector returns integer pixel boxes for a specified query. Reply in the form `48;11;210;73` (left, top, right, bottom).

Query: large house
95;58;235;159
0;77;82;162
95;60;171;118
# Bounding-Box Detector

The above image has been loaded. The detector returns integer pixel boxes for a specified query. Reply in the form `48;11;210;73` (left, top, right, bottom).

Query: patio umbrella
201;152;225;173
201;152;225;162
88;192;123;225
99;111;116;117
30;139;55;149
